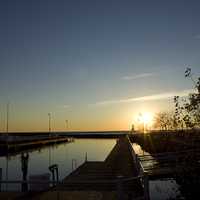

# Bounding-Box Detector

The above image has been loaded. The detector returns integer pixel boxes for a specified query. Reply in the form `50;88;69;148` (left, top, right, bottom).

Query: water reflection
0;139;116;191
150;179;181;200
132;143;158;170
132;143;183;200
0;139;190;199
132;143;148;156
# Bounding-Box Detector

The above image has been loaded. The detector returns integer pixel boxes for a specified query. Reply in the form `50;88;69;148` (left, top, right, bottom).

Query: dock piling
71;159;77;171
49;164;59;186
0;168;2;191
144;172;150;200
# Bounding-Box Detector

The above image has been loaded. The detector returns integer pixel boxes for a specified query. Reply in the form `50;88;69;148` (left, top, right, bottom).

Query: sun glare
137;112;153;125
135;112;154;132
142;112;153;124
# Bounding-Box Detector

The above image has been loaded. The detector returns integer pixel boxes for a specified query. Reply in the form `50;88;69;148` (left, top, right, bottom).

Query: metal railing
127;136;150;200
0;174;149;200
0;137;150;199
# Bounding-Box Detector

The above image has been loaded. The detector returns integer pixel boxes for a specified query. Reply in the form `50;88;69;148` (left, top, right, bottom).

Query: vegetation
153;112;175;130
174;67;200;128
154;67;200;130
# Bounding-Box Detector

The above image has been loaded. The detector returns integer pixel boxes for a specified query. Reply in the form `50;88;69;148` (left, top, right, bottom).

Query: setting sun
142;112;153;124
137;112;153;124
136;112;154;131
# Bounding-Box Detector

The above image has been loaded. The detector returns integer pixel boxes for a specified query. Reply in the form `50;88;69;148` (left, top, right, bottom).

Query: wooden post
144;172;150;200
52;170;55;183
135;154;140;174
75;159;77;169
49;164;59;186
0;168;2;191
72;159;76;171
85;152;87;162
56;167;59;182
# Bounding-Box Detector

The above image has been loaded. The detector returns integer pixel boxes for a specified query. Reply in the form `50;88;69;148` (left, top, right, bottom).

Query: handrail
0;174;145;185
127;136;145;174
0;180;59;184
0;176;149;200
0;136;150;200
138;148;200;158
127;136;150;200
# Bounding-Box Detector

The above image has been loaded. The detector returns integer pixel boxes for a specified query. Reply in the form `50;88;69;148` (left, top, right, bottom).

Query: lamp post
6;102;9;135
6;102;9;191
65;120;68;131
48;113;51;135
48;113;51;166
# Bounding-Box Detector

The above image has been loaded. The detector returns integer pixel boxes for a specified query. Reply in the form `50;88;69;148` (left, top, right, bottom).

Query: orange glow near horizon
135;112;154;131
141;112;153;124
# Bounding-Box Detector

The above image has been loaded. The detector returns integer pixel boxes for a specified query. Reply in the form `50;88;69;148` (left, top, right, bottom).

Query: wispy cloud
194;34;200;39
121;73;155;80
55;105;71;113
92;89;194;106
63;105;71;109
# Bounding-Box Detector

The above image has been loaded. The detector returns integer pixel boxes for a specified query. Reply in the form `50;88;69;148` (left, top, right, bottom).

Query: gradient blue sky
0;0;200;131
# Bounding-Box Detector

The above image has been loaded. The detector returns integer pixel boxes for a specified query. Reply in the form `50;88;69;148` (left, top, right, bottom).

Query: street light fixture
65;120;68;131
48;113;52;166
48;113;51;136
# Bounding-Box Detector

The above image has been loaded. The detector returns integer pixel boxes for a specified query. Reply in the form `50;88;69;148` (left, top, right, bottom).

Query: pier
139;149;200;179
0;135;73;156
0;136;150;200
0;131;127;156
28;136;150;200
2;133;199;199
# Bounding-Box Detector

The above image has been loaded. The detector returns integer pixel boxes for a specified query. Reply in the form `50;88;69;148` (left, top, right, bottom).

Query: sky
0;0;200;131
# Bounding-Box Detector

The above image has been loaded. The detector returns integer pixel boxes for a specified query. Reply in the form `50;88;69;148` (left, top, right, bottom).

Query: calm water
0;139;116;191
0;139;183;199
132;143;183;200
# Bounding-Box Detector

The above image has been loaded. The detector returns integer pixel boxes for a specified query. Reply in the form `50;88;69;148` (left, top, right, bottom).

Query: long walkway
8;136;145;200
32;136;144;200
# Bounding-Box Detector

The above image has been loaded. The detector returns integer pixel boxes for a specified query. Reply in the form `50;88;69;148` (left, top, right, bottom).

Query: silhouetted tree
174;96;185;129
174;67;200;128
154;112;175;130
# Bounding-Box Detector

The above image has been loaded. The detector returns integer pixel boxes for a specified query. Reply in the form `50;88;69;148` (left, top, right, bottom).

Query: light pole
6;102;9;134
6;102;9;191
65;120;68;131
48;113;51;166
48;113;51;135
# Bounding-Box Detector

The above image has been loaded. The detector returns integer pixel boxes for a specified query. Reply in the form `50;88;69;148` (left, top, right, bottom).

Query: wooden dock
46;136;145;200
22;136;147;200
0;136;150;200
0;136;73;156
139;149;200;179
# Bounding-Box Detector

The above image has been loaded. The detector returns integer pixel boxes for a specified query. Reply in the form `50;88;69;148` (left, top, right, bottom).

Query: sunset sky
0;0;200;131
